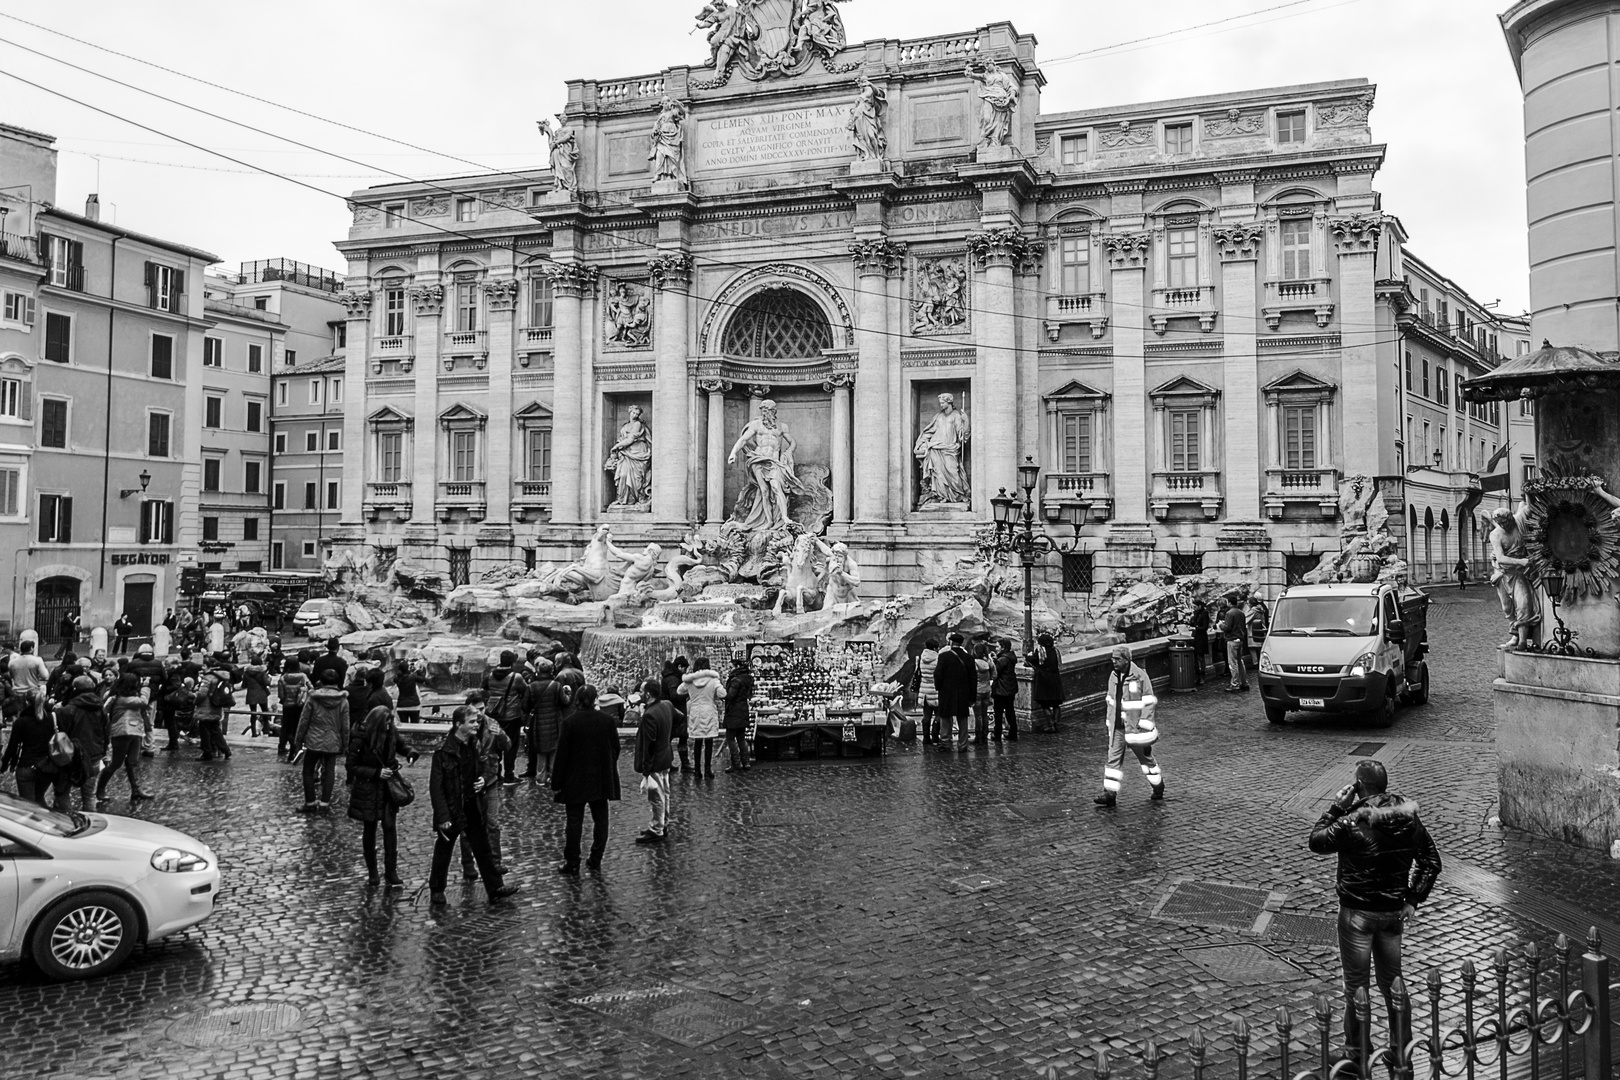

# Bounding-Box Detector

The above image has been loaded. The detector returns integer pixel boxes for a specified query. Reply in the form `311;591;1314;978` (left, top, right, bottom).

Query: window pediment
514;400;553;426
1263;369;1336;403
439;401;487;430
1150;375;1220;405
1045;379;1111;407
368;404;413;430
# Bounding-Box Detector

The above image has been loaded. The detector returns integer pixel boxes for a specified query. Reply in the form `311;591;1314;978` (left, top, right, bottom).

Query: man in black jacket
428;706;519;906
1309;759;1442;1057
632;680;674;844
551;685;621;873
932;633;974;752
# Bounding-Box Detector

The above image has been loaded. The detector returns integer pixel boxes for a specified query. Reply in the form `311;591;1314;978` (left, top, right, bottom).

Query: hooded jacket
106;695;151;741
296;685;352;754
678;669;725;739
915;648;940;705
56;691;109;763
723;665;754;732
1309;791;1442;912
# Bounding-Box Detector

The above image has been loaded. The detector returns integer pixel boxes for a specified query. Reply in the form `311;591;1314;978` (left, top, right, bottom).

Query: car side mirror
1386;624;1405;644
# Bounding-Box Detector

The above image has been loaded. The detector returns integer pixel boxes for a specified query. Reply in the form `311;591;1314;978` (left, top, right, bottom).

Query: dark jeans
972;693;990;741
991;694;1018;739
500;719;523;780
361;806;398;878
430;802;503;898
724;731;750;769
1338;906;1404;1052
199;719;230;759
1192;636;1208;683
302;750;338;804
563;800;610;868
460;788;502;872
96;734;144;798
16;764;50;806
113;635;129;654
278;703;302;756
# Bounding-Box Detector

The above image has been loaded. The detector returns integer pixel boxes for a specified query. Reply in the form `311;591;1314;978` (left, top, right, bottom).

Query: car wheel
1373;683;1398;728
1410;663;1430;706
31;891;140;981
1264;703;1288;725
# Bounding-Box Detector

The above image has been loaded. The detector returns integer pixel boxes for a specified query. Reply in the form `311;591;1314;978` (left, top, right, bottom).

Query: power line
59;148;388;179
1043;0;1332;65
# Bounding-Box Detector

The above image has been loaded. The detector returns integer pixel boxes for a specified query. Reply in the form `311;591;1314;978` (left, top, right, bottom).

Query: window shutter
140;500;152;544
37;496;49;543
19;389;30;421
36;232;50;264
23;296;34;325
68;240;83;272
162;501;174;545
59;495;71;543
172;270;186;313
144;261;155;308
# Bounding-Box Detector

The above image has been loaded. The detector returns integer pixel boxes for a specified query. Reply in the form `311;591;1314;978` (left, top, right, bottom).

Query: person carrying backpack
482;651;528;787
522;656;571;784
294;668;351;812
193;659;236;762
277;657;310;760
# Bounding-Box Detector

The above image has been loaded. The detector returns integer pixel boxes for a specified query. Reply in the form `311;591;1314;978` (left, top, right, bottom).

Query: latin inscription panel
693;105;850;173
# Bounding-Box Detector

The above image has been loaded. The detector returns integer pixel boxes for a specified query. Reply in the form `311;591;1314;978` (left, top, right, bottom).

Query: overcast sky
0;0;1528;311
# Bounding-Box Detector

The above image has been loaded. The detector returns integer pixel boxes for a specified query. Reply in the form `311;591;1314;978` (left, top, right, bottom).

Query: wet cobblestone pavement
5;587;1619;1080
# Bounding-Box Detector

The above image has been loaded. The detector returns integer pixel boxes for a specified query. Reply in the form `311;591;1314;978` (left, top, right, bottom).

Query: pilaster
698;377;732;523
1103;232;1151;523
1331;214;1384;479
338;289;371;528
409;283;444;524
850;238;904;524
824;372;855;523
1216;225;1263;519
544;262;598;524
483;277;521;526
648;250;695;524
966;226;1031;508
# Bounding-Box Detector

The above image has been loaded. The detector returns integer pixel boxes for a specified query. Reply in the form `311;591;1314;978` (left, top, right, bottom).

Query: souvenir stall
745;637;889;760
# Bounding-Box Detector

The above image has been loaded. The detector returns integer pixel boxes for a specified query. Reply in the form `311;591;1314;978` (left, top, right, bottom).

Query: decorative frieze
1213;224;1264;261
646;252;694;289
900;346;976;367
910;256;969;335
409;284;445;317
1101;232;1150;267
1203;109;1264;139
410;196;448;217
483;278;521;312
1329;213;1384;252
1099;121;1152;150
339;290;373;318
349;202;381;225
480;189;526;211
964;227;1032;269
1316;92;1375;128
821;372;856;392
697;377;734;394
849;238;906;277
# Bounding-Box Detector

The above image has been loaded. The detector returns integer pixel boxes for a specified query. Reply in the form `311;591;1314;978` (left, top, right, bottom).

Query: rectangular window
45;236;83;290
526;427;551;481
205;396;222;428
1403;351;1412;391
1058;236;1090;295
1169;551;1205;577
302;541;316;558
1279;218;1312;280
448;547;471;587
276;381;288;407
334;324;346;349
330;378;342;403
1059;133;1088;165
384;203;405;229
139;499;173;544
384;288;407;336
451;430;477;481
203;457;221;492
0;378;18;417
455;282;478;333
285;348;297;366
274;432;287;454
456;198;477;223
1421;420;1430;462
304;482;317;510
379;431;403;482
148;334;174;380
40;398;67;448
1058;412;1092;474
242;517;259;541
44;311;71;363
1436;366;1449;406
247;343;263;373
3;291;35;324
147;263;184;314
273;481;286;510
271;542;284;570
1164;122;1194;155
0;467;18;516
254;296;268;311
1166;226;1198;289
305;431;318;452
1421;358;1429;397
308;379;320;405
246;400;262;433
1061;551;1094;594
147;412;170;458
529;276;554;328
326;480;339;509
202;516;219;541
1282;405;1316;470
37;493;71;543
1168;408;1200;472
244;460;261;494
326;429;340;451
1455;374;1465;412
203;337;222;367
1276;110;1307;143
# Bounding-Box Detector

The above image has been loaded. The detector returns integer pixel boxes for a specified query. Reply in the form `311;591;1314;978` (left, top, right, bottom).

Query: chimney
84;194;99;222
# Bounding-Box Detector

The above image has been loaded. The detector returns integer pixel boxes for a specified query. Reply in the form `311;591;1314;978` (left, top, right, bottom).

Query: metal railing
238;258;343;293
1073;930;1614;1080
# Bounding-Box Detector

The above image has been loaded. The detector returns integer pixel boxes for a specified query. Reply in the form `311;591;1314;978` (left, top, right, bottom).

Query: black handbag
385;771;415;807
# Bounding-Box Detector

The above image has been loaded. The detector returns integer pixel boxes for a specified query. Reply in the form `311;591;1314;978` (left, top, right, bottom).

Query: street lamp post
989;456;1085;653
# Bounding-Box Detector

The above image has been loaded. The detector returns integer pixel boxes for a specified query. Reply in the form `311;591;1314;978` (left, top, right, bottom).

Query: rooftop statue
649;96;689;187
848;75;887;162
536;114;578;198
693;0;855;86
965;57;1018;148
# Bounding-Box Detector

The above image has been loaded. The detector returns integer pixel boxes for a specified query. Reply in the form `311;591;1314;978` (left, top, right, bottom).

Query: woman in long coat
346;704;415;888
1027;632;1064;733
721;654;753;773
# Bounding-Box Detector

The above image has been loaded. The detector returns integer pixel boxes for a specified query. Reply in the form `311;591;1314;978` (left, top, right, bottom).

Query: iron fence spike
1190;1027;1206;1055
1095;1046;1110;1080
1235;1015;1250;1041
1391;976;1408;1001
1588;926;1603;953
1426;969;1440;990
1554;933;1568;956
1525;940;1539;961
1461;959;1476;983
1493;947;1509;973
1277;1006;1292;1032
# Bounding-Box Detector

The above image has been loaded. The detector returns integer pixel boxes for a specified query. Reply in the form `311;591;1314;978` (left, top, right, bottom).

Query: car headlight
152;847;210;873
1258;652;1279;675
1348;651;1378;678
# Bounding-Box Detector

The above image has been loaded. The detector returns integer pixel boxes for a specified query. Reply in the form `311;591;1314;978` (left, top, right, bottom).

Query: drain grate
1180;943;1309;986
1006;803;1073;821
570;981;758;1048
1348;742;1385;757
167;1003;306;1048
1150;879;1281;934
1268;913;1340;946
948;874;1004;892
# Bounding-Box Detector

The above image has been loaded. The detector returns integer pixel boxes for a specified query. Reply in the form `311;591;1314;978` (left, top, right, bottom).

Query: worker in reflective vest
1096;645;1165;808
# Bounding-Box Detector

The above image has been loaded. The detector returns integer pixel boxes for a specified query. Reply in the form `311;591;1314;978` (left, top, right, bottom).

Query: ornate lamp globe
1017;456;1041;495
991;488;1015;527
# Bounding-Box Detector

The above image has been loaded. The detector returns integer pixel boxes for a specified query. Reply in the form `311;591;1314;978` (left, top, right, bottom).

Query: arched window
721;288;832;359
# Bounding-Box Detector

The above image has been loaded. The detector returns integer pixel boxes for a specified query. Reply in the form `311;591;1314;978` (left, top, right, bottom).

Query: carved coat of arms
694;0;855;86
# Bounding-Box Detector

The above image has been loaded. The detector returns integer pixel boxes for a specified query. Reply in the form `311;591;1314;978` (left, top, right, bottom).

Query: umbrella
230;583;278;598
1462;341;1620;402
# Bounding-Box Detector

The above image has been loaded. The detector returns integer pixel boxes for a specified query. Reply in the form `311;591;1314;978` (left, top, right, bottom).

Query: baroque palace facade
332;17;1522;601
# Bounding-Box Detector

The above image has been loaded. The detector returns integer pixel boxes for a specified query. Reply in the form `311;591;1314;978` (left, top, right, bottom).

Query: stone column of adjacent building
1104;234;1151;523
849;239;902;524
410;283;445;523
967;228;1026;505
483;277;521;525
1216;225;1263;519
338;289;372;527
826;372;853;522
545;263;595;524
1331;215;1383;479
648;252;695;524
699;378;731;523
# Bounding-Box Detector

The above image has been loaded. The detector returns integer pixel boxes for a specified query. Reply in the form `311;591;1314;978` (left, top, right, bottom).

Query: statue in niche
536;114;578;198
965;57;1018;148
649;95;690;186
605;281;652;348
695;0;761;73
728;399;798;533
847;75;887;162
914;392;971;507
605;403;653;509
792;0;848;59
912;257;968;333
1489;504;1538;649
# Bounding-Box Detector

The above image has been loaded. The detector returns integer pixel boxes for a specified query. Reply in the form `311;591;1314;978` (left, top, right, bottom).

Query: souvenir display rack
745;637;888;760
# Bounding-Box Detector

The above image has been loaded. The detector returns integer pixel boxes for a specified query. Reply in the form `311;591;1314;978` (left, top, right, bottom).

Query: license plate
1299;697;1326;709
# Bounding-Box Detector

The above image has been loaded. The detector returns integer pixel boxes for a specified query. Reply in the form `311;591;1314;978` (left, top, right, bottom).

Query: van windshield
1269;596;1378;636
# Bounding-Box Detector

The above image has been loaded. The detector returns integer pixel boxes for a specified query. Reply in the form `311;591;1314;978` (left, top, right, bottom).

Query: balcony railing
1263;277;1335;329
1149;285;1216;334
372;334;414;358
0;231;40;264
515;480;552;500
1263;467;1341;519
439;481;485;501
897;32;981;64
46;263;85;292
1150;469;1223;519
1042;471;1112;520
366;481;411;501
444;329;487;354
1043;293;1110;341
521;326;554;346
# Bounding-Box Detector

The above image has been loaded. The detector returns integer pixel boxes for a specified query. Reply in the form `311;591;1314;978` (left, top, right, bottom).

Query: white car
292;598;341;635
0;794;221;980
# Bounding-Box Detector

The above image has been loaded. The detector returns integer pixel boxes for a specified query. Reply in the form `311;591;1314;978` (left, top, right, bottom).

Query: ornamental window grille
1169;551;1204;577
1061;552;1094;594
721;288;833;359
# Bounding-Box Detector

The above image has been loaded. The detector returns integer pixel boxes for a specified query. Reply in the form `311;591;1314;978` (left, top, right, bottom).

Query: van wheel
1264;703;1288;725
30;891;140;981
1372;684;1398;728
1408;663;1430;706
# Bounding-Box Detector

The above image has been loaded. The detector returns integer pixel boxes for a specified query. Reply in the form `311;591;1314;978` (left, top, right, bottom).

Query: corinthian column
850;239;903;524
409;283;444;523
1215;225;1263;519
545;263;597;524
699;378;731;523
483;277;521;524
966;228;1030;506
1331;214;1384;479
338;289;371;527
825;372;854;523
648;252;694;524
1102;233;1151;522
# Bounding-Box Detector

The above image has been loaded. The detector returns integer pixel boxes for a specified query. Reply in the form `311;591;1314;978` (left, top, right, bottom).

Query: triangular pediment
1262;369;1337;394
1045;379;1110;402
1150;375;1219;398
438;401;487;426
513;400;553;421
367;404;413;426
